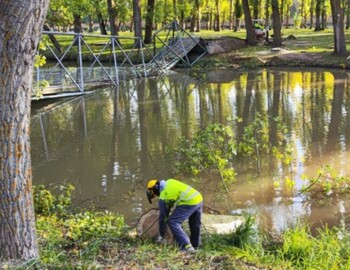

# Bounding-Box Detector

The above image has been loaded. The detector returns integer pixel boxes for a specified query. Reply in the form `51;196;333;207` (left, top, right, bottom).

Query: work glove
156;235;166;244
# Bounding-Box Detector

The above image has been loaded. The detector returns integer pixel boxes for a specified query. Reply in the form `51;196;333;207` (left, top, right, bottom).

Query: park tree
107;0;120;36
242;0;257;45
133;0;143;47
0;0;49;262
330;0;347;55
234;0;243;31
144;0;156;43
189;0;201;32
271;0;282;47
47;0;73;31
315;0;323;30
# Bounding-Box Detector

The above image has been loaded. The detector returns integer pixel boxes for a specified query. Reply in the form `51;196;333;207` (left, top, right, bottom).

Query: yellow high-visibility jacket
159;179;202;206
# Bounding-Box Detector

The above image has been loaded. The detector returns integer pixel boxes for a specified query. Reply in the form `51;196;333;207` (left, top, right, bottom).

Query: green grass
14;216;348;270
3;183;350;269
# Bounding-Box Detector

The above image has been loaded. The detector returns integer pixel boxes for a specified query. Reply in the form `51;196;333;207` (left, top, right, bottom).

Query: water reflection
31;68;350;233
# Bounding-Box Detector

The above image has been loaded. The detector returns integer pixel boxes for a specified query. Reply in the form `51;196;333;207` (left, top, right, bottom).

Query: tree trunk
321;3;326;29
97;11;108;35
0;0;49;261
107;0;119;36
144;0;156;44
234;0;243;32
314;0;322;31
242;0;257;45
271;0;283;47
330;0;347;55
73;13;82;33
173;0;178;21
190;0;200;32
346;0;350;29
214;0;220;31
309;0;314;28
280;0;284;27
43;24;62;53
265;0;270;41
229;0;233;30
88;15;94;32
301;0;306;28
133;0;143;48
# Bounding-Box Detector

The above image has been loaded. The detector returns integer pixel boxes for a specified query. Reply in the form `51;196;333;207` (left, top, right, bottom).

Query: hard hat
146;179;160;204
147;179;158;189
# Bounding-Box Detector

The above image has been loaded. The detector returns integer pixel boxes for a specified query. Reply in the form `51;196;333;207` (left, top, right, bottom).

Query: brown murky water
30;68;350;233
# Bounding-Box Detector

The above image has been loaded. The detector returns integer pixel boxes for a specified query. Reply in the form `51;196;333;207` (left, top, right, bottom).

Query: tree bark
271;0;283;47
214;0;220;31
0;0;49;261
346;0;350;29
144;0;156;44
314;0;322;31
107;0;119;36
242;0;257;45
73;13;82;33
97;12;108;35
330;0;347;55
43;24;62;53
229;0;233;30
133;0;143;48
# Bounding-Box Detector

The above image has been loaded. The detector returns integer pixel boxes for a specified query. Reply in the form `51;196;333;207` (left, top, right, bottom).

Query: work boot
181;244;196;254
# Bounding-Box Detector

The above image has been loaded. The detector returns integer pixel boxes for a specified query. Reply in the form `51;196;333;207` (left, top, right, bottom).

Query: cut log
136;208;245;243
137;208;174;243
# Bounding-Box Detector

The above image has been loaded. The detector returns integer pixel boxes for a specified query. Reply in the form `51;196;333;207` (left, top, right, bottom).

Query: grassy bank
193;27;350;71
4;184;349;270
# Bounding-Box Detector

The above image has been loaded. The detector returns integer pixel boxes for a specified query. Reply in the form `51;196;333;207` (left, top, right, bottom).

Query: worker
146;179;203;253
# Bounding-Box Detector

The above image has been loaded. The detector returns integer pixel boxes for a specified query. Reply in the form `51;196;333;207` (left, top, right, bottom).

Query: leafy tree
0;0;50;262
94;0;108;34
47;0;73;30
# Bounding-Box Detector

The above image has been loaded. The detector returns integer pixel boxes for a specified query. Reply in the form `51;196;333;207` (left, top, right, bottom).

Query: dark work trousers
167;202;203;248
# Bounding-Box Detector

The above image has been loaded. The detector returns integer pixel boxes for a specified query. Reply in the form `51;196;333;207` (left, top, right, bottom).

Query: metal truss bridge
33;21;207;100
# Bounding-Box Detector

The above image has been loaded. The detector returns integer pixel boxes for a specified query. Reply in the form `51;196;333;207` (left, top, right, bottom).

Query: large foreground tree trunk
330;0;347;56
0;0;49;262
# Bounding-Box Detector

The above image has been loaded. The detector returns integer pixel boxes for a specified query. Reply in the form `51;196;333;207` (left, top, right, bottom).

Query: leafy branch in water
237;113;292;174
167;116;293;188
167;123;237;190
299;165;350;197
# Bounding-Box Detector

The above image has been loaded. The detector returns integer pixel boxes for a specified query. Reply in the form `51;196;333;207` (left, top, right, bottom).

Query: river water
30;68;350;233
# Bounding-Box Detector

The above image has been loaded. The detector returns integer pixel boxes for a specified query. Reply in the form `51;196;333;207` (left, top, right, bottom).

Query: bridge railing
33;21;207;99
33;32;155;97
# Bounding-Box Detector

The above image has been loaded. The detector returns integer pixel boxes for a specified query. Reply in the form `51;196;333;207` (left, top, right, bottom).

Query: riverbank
209;50;350;70
196;43;350;71
190;27;350;71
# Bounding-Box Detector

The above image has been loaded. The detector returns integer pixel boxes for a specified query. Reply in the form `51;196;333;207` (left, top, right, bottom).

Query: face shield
146;190;155;204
